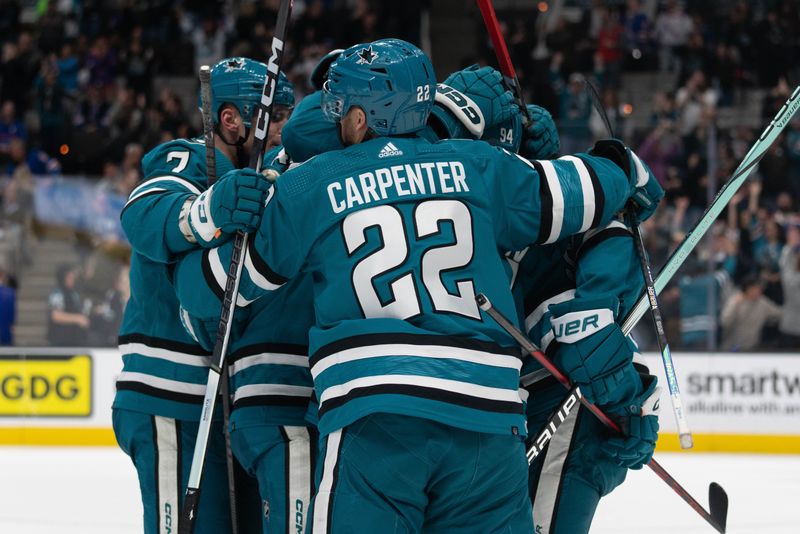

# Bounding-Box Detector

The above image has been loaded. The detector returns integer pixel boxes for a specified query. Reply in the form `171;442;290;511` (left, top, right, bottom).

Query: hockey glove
549;296;642;407
519;104;560;160
262;147;291;183
443;65;517;132
589;139;664;221
187;168;270;246
601;375;660;470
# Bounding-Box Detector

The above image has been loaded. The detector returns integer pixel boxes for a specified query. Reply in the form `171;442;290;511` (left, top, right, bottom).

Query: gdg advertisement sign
0;348;121;445
0;354;92;417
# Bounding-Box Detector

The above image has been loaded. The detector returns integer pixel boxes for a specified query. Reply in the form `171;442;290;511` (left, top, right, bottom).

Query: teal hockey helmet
321;38;436;136
205;57;266;128
274;71;296;109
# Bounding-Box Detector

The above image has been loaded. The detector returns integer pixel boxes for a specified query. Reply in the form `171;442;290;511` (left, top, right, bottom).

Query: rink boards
0;348;799;453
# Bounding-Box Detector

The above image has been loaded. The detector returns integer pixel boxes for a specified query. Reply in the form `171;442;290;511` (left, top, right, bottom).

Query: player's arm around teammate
513;141;663;534
113;57;272;534
177;38;660;534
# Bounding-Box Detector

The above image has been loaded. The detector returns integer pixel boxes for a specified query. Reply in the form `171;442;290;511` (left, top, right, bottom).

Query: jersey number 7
342;199;480;320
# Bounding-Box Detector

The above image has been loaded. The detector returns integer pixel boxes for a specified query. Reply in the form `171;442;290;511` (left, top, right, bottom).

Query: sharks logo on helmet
356;46;378;65
321;38;436;136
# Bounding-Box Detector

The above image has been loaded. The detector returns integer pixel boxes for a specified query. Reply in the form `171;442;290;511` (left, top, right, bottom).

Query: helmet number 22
342;199;479;320
416;85;431;102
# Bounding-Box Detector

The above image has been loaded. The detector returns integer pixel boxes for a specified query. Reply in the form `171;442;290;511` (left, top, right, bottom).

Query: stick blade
708;482;729;533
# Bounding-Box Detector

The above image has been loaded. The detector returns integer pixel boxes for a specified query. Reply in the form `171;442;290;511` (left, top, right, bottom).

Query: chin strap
215;123;251;167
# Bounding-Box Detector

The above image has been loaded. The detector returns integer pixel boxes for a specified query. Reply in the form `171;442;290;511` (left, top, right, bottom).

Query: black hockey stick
477;293;728;533
620;86;800;335
180;2;294;532
582;78;693;449
198;64;240;534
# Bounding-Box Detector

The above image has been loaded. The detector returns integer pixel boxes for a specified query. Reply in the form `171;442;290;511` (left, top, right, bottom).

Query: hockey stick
198;64;240;534
620;85;800;335
475;0;531;122
477;293;728;533
180;2;294;532
582;78;693;449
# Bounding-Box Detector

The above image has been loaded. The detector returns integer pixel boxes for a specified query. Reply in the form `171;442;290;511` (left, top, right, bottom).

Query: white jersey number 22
342;199;480;320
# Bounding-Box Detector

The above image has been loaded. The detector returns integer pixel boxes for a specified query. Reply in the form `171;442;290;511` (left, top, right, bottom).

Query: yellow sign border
1;429;800;452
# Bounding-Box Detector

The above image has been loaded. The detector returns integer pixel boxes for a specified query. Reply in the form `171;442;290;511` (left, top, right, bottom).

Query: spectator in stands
0;268;14;345
779;224;800;348
56;41;79;95
74;83;111;133
720;275;782;351
3;138;60;177
654;0;693;75
89;264;129;346
624;0;653;69
35;57;67;156
675;70;717;136
47;263;90;347
0;101;26;165
551;57;592;154
596;8;624;90
84;36;116;92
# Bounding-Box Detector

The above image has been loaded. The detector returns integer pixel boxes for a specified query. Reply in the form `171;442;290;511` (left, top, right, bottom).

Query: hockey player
185;73;320;534
112;57;273;534
171;38;663;532
512;160;663;532
180;55;527;534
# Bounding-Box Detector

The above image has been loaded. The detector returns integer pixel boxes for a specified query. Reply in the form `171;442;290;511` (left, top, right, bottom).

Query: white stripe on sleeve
558;155;595;233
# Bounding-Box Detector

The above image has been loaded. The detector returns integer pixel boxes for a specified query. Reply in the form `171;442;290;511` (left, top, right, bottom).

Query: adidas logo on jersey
378;142;403;158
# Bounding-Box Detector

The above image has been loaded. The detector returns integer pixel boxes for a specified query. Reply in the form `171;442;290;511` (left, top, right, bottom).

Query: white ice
0;447;798;533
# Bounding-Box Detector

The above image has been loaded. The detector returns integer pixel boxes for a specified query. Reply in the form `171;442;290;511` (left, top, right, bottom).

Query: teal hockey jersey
114;137;235;421
184;274;315;429
174;136;636;437
511;220;648;399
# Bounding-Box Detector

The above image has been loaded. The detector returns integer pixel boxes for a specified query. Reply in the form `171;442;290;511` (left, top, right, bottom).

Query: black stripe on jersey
522;374;560;397
317;384;524;419
522;278;575;319
310;332;521;368
201;249;225;301
232;395;310;411
634;361;651;375
577;155;605;228
119;189;165;219
118;333;210;356
577;227;631;260
531;160;553;244
116;381;205;405
228;342;309;363
247;237;289;286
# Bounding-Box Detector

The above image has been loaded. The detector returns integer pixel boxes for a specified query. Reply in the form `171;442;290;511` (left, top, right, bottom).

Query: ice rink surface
0;447;798;533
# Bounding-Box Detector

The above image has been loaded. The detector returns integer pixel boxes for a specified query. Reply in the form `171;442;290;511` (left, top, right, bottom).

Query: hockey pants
307;413;533;534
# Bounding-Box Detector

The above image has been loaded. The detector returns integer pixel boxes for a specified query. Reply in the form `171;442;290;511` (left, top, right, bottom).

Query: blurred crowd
0;0;799;351
0;0;423;346
478;0;800;351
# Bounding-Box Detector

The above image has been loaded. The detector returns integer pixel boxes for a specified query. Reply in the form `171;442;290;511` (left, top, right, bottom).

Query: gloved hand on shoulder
519;104;560;160
589;139;664;221
431;65;519;141
188;167;270;246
